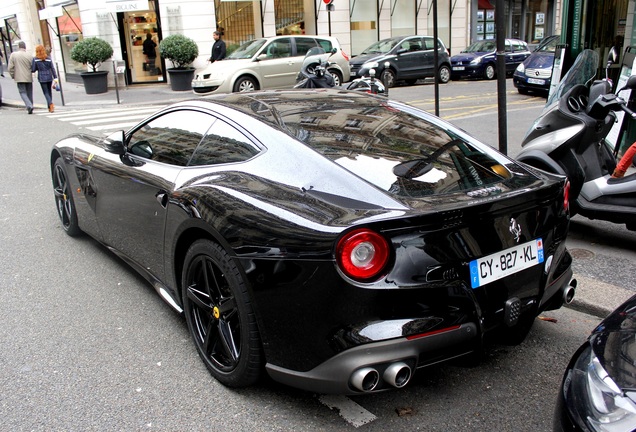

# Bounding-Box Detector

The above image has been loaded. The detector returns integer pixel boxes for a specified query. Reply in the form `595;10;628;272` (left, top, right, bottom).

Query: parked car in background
51;89;574;395
451;39;531;80
191;35;350;94
513;35;560;96
554;294;636;431
349;35;451;87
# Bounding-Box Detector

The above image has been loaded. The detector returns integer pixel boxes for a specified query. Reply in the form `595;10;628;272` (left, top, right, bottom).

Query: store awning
478;0;494;9
57;14;82;34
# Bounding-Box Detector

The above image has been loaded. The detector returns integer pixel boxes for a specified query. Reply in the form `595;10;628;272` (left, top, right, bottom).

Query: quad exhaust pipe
351;362;412;392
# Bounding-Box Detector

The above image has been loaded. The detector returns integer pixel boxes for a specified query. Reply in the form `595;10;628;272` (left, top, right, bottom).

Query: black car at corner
513;35;560;96
349;35;452;87
554;294;636;431
51;89;573;395
451;39;531;80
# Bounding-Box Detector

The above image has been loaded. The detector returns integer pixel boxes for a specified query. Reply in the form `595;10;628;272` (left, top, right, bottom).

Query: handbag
52;80;60;91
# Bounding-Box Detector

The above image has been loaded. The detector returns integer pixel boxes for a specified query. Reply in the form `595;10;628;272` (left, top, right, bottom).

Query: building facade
1;0;565;87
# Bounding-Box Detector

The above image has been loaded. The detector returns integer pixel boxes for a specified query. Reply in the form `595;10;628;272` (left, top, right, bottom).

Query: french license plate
528;78;545;85
350;71;357;76
452;66;465;71
469;238;544;288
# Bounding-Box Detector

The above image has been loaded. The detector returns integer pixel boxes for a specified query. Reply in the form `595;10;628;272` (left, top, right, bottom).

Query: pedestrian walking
209;30;226;63
8;41;34;114
0;49;5;77
142;32;157;74
32;44;58;113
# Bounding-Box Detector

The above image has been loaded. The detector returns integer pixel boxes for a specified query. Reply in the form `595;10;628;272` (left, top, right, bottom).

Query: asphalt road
0;79;632;431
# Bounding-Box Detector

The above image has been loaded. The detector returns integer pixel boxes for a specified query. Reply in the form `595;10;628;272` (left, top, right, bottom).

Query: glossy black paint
51;89;573;393
554;294;636;431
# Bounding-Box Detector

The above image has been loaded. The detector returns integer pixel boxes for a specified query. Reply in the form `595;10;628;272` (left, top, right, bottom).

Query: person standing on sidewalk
32;44;57;113
8;41;34;114
209;30;226;63
0;49;5;77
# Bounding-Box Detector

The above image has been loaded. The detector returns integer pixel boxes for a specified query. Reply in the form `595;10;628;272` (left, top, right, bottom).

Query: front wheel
52;158;82;237
233;76;258;93
182;240;262;387
380;69;396;88
484;64;496;80
438;65;451;84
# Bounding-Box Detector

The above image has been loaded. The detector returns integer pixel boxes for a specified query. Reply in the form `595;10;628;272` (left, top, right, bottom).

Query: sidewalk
0;74;189;110
1;74;633;320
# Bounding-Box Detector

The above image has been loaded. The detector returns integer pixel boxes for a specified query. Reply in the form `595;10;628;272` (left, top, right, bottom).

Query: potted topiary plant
70;37;114;94
159;34;199;91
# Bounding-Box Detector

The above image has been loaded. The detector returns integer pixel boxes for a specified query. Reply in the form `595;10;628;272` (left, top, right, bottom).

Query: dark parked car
554;294;636;431
51;89;574;395
349;35;451;87
513;35;560;95
451;39;531;80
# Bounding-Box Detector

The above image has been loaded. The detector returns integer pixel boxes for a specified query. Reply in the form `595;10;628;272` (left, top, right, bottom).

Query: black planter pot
80;71;109;94
167;68;195;91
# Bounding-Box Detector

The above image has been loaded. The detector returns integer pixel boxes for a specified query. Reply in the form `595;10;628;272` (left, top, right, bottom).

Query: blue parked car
513;35;560;96
450;39;530;80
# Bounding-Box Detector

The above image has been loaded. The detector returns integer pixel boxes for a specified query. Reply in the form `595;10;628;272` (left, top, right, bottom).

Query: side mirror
104;130;125;155
607;46;619;66
396;48;407;55
626;75;636;90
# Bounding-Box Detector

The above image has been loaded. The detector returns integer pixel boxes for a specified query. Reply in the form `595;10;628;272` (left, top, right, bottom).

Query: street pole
495;0;508;155
433;0;440;116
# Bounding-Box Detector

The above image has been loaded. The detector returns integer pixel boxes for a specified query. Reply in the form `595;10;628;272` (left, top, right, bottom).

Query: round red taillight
336;229;390;281
563;180;570;213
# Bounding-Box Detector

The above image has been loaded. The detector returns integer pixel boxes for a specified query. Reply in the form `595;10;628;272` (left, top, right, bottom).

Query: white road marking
318;395;377;427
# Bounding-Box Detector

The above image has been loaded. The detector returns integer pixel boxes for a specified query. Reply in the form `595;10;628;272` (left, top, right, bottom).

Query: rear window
271;99;514;198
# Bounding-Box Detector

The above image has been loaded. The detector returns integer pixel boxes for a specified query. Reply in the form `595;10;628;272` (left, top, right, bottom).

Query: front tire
182;240;262;387
380;69;396;88
233;76;258;93
52;158;82;237
484;64;496;80
329;69;343;87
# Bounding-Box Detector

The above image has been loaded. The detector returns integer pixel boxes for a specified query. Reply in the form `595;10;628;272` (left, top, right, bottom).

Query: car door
258;37;296;89
394;37;425;79
92;109;215;281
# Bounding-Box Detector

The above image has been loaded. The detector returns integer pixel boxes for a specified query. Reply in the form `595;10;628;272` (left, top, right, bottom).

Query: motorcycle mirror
625;75;636;90
606;46;619;67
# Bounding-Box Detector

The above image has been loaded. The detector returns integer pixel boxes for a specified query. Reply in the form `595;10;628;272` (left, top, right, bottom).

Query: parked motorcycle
294;48;386;95
517;48;636;230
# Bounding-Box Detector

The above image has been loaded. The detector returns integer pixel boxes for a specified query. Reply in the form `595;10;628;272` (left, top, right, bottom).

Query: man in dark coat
209;30;226;63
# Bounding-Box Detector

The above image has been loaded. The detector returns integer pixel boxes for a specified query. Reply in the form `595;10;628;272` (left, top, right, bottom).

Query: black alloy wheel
182;240;262;387
52;158;82;237
380;69;396;88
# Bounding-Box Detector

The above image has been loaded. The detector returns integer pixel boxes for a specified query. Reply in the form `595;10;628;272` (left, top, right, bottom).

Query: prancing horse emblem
509;218;522;243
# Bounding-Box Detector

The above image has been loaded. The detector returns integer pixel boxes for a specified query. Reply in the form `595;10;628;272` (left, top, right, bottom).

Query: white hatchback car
192;35;350;94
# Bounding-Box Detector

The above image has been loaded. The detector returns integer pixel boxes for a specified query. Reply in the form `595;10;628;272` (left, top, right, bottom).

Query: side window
316;38;334;52
295;38;318;56
128;110;214;166
399;40;410;51
406;38;422;52
505;41;512;52
423;38;435;50
266;38;292;58
189;120;261;166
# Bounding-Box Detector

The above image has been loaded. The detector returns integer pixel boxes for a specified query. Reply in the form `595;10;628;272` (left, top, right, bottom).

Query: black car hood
349;53;390;66
590;294;636;393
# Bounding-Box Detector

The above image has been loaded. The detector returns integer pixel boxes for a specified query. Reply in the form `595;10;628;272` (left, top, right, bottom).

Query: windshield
463;40;496;53
537;36;559;53
360;38;400;55
227;39;267;59
545;49;599;106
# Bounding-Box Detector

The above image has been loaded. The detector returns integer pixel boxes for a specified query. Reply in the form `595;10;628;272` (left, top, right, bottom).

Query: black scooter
516;48;636;230
294;48;386;95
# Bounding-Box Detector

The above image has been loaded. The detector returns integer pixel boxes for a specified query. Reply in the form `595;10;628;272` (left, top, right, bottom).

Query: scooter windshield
546;49;599;107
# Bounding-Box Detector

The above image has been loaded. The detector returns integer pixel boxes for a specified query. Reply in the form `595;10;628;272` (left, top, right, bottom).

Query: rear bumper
266;322;478;394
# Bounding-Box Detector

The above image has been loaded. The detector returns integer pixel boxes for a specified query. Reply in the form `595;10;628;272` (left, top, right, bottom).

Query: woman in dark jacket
32;45;57;112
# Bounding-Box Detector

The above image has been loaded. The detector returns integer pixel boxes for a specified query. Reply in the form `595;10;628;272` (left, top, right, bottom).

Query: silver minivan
192;35;350;95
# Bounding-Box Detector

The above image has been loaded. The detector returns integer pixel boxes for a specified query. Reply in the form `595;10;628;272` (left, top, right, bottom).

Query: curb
565;275;633;319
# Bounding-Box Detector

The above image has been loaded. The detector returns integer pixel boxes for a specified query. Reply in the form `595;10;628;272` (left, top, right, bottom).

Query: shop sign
105;0;149;13
38;6;64;20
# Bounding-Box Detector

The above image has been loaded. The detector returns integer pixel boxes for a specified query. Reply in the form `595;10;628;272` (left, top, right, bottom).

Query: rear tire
438;65;451;84
182;240;262;387
329;69;343;87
